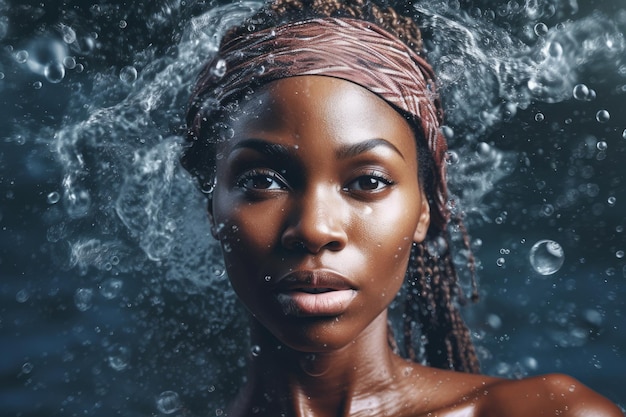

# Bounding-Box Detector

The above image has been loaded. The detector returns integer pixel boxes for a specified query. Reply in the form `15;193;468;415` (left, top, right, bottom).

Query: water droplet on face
156;390;182;414
529;240;565;275
595;109;610;123
119;65;138;84
45;62;65;83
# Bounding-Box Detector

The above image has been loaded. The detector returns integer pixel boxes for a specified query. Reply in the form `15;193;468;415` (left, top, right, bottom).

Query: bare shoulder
476;373;624;417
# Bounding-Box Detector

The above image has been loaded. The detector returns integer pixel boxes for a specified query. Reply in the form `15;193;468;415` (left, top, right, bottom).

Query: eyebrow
335;138;405;161
232;138;405;160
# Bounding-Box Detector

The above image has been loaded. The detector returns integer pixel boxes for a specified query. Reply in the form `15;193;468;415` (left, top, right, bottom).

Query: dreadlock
183;0;480;373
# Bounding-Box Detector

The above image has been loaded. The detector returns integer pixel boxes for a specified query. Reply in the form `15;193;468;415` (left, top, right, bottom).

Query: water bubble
33;81;42;89
74;288;94;311
529;240;564;275
63;56;76;69
45;62;65;83
446;150;460;165
622;129;626;139
496;257;506;267
15;50;29;64
99;278;123;299
595;110;610;123
47;191;60;204
264;275;272;282
119;20;127;29
156;391;182;414
596;141;607;151
534;112;544;122
0;72;4;80
572;84;590;100
616;250;624;259
534;22;548;36
75;63;84;73
119;65;138;84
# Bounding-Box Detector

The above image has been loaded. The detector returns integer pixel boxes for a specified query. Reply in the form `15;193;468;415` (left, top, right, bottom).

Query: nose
281;186;348;253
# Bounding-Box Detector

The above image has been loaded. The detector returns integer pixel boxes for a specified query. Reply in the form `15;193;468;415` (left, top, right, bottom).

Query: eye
343;172;394;193
237;169;288;191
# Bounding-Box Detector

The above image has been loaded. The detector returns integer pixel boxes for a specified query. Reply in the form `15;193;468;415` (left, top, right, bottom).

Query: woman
182;0;623;415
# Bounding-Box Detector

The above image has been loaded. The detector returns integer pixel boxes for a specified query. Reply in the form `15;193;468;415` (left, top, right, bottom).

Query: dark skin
208;76;623;417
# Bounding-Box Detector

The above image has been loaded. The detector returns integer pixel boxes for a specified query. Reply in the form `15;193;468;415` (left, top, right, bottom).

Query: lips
273;270;357;316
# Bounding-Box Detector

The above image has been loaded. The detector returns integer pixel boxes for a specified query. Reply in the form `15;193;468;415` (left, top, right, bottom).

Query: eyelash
236;169;289;191
236;169;394;194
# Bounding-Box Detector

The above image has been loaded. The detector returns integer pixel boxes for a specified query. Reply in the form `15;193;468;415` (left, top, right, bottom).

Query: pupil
253;176;273;189
360;177;378;190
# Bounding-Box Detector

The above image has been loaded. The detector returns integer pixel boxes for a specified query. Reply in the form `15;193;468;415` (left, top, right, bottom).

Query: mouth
273;270;357;316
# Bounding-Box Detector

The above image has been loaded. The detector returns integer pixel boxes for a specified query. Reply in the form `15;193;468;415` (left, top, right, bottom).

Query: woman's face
210;76;430;352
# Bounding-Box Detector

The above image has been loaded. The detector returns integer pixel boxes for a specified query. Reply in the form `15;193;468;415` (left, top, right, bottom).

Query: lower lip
276;290;357;316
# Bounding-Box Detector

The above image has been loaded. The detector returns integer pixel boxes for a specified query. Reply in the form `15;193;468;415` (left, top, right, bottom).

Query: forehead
226;76;418;158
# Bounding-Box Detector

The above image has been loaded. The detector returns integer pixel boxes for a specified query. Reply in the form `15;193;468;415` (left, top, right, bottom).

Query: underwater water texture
0;0;625;415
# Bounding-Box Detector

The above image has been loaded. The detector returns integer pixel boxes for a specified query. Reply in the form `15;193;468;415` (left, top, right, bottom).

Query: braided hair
183;0;480;373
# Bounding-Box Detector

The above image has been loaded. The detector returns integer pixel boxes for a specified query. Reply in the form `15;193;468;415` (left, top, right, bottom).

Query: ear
413;193;430;243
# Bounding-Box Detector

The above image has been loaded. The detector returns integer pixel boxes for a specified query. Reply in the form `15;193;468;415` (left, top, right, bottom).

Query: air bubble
607;196;616;206
622;129;626;139
33;81;42;89
16;289;30;303
74;288;94;311
250;345;261;357
107;345;130;371
496;257;506;267
596;141;607;151
21;362;33;374
119;66;138;84
534;22;548;36
15;50;29;64
534;113;544;122
156;391;182;414
45;62;65;83
99;278;123;299
119;20;127;29
529;240;564;275
264;275;272;282
572;84;590;100
616;250;624;259
595;110;610;123
47;191;60;204
61;25;77;44
63;56;76;69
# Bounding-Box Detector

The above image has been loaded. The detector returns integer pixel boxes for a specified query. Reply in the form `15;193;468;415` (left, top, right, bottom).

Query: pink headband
188;17;450;228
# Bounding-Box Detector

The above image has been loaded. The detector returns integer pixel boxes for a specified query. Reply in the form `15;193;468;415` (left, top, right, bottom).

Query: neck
231;311;408;417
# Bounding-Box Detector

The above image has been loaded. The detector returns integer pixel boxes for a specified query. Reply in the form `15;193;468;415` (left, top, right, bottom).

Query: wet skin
208;76;623;417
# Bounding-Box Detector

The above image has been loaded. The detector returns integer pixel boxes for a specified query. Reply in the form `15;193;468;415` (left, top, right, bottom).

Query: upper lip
274;270;355;292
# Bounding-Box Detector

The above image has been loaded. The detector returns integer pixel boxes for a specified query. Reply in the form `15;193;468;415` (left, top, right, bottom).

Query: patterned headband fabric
188;17;450;228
